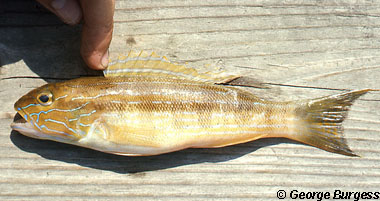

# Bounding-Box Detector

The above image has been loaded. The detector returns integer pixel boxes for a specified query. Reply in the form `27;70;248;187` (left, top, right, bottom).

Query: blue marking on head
68;110;97;122
21;103;41;110
33;121;41;130
44;119;78;134
40;125;71;136
79;123;91;127
29;102;90;123
17;107;21;111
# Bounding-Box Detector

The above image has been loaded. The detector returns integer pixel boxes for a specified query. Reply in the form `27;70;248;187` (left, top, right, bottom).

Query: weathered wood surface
1;0;379;200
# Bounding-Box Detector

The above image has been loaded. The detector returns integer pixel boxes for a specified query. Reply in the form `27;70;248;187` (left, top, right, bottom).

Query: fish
11;51;372;156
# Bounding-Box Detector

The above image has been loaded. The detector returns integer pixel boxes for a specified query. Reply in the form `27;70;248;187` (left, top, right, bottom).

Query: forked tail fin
292;89;371;156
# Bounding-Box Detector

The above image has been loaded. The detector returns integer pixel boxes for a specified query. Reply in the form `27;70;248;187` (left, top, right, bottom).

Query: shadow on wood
10;129;299;174
0;1;102;81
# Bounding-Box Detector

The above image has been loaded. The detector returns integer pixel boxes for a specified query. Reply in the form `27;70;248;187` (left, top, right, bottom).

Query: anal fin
192;134;267;148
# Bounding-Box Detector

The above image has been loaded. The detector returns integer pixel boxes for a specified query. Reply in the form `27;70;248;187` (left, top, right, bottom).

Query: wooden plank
1;0;379;200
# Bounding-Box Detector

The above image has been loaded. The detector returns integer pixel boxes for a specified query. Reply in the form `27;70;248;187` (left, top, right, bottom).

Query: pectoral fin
219;76;270;89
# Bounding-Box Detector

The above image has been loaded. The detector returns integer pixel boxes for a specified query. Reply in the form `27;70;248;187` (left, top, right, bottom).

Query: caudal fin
292;89;371;156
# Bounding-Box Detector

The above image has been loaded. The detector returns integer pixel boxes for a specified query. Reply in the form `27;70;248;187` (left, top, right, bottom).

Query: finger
36;0;82;25
79;0;115;70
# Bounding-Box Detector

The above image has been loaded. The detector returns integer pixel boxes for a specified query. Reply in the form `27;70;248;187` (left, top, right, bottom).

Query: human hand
36;0;115;70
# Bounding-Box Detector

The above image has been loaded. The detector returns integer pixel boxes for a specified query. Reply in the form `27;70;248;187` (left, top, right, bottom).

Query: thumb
79;0;114;70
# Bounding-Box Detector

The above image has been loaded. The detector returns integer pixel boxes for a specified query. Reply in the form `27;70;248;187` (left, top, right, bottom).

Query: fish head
11;82;83;142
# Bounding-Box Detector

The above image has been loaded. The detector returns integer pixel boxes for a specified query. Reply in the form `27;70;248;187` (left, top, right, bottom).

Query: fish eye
39;95;49;103
37;93;53;105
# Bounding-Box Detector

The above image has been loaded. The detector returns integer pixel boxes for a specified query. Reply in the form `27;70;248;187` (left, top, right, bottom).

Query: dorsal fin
103;51;239;84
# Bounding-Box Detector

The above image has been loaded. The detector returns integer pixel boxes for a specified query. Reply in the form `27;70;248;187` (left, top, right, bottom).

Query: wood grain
0;0;379;200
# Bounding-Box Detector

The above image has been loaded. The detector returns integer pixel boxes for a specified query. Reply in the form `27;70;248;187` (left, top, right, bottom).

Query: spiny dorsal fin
103;51;239;84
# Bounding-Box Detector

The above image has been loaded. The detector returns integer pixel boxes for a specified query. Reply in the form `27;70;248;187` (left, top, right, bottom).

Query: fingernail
51;0;66;10
51;0;81;25
101;50;109;68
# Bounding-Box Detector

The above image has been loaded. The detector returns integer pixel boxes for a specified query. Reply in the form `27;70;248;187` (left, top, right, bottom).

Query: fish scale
11;51;372;156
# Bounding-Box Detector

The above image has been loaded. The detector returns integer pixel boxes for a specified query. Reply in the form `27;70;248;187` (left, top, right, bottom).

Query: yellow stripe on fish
11;51;373;156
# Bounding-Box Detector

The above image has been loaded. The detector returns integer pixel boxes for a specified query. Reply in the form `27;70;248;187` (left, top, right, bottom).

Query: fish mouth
11;112;28;128
11;112;45;139
12;113;27;124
